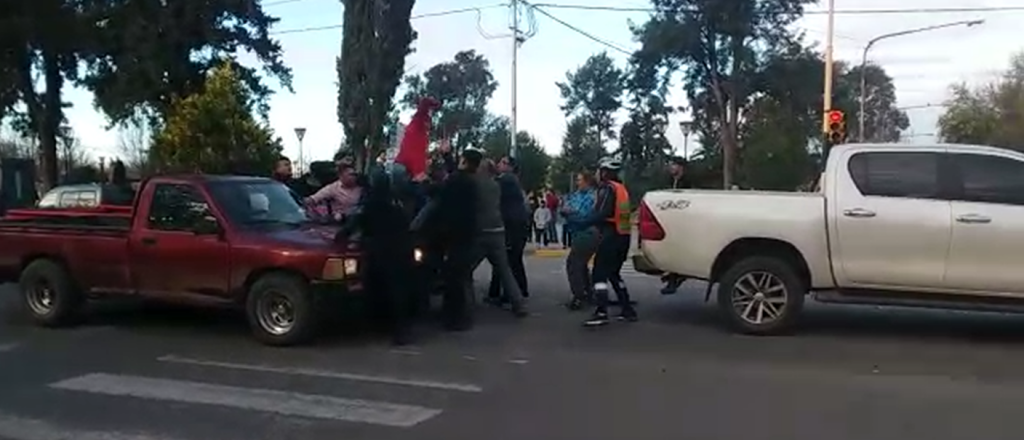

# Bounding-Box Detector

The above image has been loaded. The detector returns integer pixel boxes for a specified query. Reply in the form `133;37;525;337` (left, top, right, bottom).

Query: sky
62;0;1024;166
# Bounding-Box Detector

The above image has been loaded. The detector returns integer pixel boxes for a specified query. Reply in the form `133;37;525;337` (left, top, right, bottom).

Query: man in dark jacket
271;156;316;198
486;156;531;304
432;149;483;331
661;156;690;294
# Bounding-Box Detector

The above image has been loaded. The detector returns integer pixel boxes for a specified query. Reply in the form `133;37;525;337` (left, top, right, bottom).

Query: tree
117;116;153;175
938;52;1024;149
402;50;498;151
619;47;674;198
557;51;624;147
337;0;417;169
479;115;552;193
149;63;283;174
635;0;814;188
552;116;605;193
835;64;909;143
82;0;293;127
1;0;99;189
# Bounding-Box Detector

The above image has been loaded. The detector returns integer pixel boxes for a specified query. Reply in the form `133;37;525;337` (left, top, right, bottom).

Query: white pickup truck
635;143;1024;335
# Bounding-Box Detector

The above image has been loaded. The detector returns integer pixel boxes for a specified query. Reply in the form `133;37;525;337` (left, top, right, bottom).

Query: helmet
598;159;622;171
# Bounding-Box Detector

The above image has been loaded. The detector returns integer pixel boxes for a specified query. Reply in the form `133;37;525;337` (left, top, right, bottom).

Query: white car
635;143;1024;335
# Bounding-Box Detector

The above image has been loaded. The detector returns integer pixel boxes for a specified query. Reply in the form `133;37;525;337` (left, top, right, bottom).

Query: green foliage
150;63;283;174
478;115;552;193
557;51;624;144
619;47;675;198
402;50;498;151
338;0;417;169
635;0;814;187
938;52;1024;149
551;116;606;194
82;0;292;127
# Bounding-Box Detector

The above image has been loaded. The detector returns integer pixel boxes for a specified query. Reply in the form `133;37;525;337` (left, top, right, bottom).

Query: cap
598;159;622;171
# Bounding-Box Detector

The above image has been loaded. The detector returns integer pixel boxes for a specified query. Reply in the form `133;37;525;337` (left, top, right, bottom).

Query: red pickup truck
0;175;363;346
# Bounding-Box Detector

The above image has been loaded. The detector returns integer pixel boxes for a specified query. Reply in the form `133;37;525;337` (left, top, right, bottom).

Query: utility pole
510;0;519;158
294;127;306;175
821;0;835;137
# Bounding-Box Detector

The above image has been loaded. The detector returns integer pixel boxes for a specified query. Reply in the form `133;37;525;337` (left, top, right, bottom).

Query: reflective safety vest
606;180;631;235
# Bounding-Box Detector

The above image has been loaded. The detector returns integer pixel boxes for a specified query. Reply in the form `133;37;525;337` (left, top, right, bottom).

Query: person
583;159;637;326
560;192;572;248
432;149;482;331
271;156;316;198
533;203;551;245
355;168;416;345
486;156;531;306
305;162;362;221
467;156;528;318
660;156;692;295
562;171;599;310
544;189;560;244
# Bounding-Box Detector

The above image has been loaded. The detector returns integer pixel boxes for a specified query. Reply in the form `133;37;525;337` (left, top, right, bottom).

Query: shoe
443;319;473;332
660;277;685;295
583;310;610;327
618;308;638;322
566;298;584;311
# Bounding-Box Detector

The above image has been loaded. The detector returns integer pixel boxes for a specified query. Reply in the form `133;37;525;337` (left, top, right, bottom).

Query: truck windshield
208;180;309;227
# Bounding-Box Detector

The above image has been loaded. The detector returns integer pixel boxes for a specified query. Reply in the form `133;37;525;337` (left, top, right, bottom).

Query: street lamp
678;120;693;159
858;19;984;142
293;127;306;175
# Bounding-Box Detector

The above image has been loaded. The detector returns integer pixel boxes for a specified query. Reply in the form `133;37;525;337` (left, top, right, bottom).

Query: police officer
583;159;637;327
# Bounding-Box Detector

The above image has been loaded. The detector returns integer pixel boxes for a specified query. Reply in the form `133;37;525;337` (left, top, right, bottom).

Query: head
668;156;686;177
597;159;622;182
497;156;518;175
273;156;292;178
575;171;596;190
110;160;127;185
478;158;498;177
337;163;357;187
459;148;484;172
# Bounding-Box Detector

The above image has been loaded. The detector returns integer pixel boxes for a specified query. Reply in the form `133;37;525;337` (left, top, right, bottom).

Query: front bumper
631;253;664;276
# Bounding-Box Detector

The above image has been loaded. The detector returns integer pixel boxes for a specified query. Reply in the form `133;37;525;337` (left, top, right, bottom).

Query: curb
529;248;569;258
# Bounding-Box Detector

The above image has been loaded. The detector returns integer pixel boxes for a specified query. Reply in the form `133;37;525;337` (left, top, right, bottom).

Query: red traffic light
828;110;844;123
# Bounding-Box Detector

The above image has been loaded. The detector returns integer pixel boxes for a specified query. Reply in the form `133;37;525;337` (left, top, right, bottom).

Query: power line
270;4;507;35
530;3;1024;15
529;5;632;55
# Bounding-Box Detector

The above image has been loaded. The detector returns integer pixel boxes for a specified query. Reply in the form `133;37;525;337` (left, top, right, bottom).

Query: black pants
365;244;415;337
591;231;632;312
489;224;529;299
561;227;572;247
441;243;475;327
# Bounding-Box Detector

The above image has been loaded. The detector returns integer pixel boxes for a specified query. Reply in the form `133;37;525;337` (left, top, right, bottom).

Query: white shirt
533;207;551;228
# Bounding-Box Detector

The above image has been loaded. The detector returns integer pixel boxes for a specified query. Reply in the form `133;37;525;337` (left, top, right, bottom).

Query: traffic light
826;109;846;144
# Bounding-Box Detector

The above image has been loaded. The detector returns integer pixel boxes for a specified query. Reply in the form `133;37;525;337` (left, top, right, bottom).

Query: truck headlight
322;257;359;280
413;248;423;262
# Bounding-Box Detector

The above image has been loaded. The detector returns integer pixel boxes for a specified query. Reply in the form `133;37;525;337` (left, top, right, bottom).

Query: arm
306;181;335;204
579;185;614;227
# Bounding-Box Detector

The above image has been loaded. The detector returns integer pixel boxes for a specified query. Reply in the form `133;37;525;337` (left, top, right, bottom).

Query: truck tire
716;256;805;335
245;273;317;346
19;259;84;327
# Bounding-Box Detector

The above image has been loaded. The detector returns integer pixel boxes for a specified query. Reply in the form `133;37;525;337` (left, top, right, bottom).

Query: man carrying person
660;156;691;295
583;159;637;327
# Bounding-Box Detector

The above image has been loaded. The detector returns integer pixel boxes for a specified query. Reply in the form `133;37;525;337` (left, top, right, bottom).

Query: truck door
943;152;1024;293
130;183;231;298
833;150;951;289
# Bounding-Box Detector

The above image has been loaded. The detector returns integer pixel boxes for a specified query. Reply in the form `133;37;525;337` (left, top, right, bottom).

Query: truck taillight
637;201;665;241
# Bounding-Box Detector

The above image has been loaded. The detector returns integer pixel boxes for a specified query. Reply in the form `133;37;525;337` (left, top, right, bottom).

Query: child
533;204;551;246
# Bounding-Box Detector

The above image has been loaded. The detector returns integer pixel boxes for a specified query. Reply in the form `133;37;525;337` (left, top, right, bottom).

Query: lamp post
678;120;693;159
293;127;306;175
858;19;984;141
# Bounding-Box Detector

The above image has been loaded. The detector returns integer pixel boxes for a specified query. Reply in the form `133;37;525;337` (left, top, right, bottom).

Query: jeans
469;230;525;310
545;221;558;243
565;226;599;301
489;223;529;299
591;230;632;312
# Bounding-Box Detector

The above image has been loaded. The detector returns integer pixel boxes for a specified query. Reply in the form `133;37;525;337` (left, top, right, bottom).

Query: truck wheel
716;256;805;335
19;259;84;327
245;273;317;346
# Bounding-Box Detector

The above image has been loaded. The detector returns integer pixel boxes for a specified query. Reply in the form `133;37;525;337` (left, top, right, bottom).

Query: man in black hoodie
432;149;483;331
486;156;531;304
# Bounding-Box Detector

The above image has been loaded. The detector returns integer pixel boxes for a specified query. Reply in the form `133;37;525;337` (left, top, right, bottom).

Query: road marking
0;343;19;352
50;373;443;428
157;354;484;393
0;411;188;440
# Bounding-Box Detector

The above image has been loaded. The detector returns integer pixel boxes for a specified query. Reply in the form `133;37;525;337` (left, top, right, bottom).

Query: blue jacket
563;188;596;231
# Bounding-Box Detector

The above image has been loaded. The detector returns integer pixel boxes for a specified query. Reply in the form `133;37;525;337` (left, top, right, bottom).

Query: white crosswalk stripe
0;353;487;439
0;342;19;353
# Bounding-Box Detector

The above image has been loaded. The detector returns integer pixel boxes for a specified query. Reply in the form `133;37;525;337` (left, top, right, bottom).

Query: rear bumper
631;254;664;276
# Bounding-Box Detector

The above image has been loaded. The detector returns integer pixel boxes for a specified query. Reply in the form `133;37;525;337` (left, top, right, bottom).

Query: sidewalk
526;244;569;257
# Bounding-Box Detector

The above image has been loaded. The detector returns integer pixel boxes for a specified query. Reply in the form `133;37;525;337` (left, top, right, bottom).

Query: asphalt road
6;255;1024;439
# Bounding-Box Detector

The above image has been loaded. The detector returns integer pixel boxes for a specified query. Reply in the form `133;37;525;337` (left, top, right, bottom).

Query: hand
438;137;451;154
